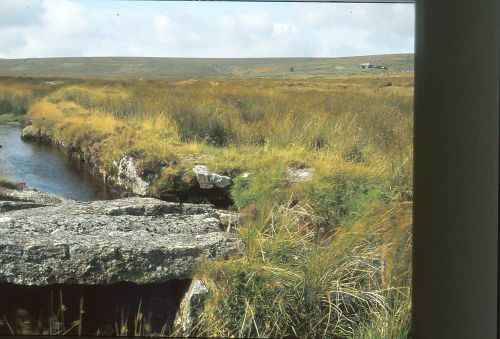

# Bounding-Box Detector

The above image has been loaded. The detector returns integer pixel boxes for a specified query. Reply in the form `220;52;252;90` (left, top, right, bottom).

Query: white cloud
294;3;414;56
41;0;89;34
237;10;273;33
272;23;297;36
153;15;176;45
0;1;414;59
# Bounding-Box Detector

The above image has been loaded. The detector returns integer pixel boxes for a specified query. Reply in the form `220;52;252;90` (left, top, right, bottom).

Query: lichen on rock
173;279;210;336
113;156;152;196
20;125;40;140
0;191;242;285
286;166;315;183
193;165;232;189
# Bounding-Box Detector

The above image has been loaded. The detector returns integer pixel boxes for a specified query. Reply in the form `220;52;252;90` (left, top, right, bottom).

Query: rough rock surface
286;167;315;183
0;187;67;213
0;195;242;285
217;210;246;232
114;156;151;196
193;165;232;189
20;125;40;140
174;279;209;336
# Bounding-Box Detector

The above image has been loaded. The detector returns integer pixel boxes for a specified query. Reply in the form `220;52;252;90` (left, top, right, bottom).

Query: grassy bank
0;77;68;123
1;73;413;337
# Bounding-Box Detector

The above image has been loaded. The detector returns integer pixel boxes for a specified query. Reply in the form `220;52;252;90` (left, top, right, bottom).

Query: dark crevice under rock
160;186;234;210
0;280;191;336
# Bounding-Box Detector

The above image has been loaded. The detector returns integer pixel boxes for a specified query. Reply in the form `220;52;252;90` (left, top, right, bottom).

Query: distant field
0;54;413;79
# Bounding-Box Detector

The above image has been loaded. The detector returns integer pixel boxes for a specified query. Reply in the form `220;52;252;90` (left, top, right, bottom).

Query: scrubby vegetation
0;73;413;337
0;78;67;123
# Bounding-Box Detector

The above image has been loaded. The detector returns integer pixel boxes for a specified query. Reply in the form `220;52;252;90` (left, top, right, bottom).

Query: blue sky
0;0;414;58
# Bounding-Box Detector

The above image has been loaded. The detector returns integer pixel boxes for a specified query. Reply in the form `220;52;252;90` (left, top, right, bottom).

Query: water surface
0;124;114;201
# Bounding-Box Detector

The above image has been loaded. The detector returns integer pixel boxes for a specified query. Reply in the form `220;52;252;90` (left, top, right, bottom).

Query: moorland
0;54;413;337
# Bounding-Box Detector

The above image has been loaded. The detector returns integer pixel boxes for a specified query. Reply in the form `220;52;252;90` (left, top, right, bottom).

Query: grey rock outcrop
20;125;40;140
0;196;242;285
286;167;315;183
0;187;67;212
173;279;209;336
114;156;151;196
193;165;232;189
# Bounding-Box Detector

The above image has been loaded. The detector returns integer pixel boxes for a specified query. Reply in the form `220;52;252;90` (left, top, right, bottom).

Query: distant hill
0;54;413;79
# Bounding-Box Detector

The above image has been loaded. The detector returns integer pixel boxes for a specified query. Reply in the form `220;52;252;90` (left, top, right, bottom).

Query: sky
0;0;414;59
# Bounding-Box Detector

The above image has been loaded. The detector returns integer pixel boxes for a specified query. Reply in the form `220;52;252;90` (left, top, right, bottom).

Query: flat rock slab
0;196;242;285
0;187;67;206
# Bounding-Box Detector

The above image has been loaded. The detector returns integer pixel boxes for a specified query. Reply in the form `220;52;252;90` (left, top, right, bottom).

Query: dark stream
0;124;114;201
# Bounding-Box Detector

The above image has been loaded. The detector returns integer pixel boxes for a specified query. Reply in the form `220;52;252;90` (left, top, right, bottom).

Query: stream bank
20;124;235;208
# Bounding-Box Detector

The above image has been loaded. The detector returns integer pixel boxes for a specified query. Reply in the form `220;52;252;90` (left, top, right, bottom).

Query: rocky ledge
0;188;242;285
0;187;67;212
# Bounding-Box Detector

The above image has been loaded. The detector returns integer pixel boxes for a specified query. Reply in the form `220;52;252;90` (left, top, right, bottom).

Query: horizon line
0;53;414;61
